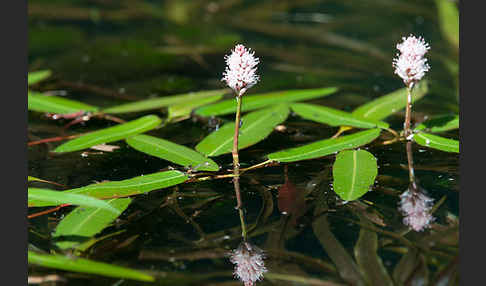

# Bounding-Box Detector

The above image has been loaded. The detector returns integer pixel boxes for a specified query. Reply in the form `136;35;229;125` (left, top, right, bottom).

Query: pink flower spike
392;35;430;87
222;44;260;96
229;242;267;286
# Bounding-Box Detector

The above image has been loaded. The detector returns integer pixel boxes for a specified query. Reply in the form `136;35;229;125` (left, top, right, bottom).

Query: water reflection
400;140;434;231
399;182;435;232
229;242;267;286
277;165;306;226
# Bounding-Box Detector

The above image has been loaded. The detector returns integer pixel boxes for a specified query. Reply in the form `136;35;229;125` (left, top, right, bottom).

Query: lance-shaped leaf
332;150;378;201
267;128;381;163
28;251;154;282
354;213;393;286
393;248;421;285
28;70;52;86
167;93;224;120
102;89;229;114
351;80;428;121
53;198;132;250
393;251;429;286
196;104;290;156
28;170;188;207
28;188;120;214
310;189;366;285
312;213;366;285
290;103;389;129
126;135;219;171
413;132;459;153
28;91;99;114
414;114;459;133
195;87;338;116
54;115;162;153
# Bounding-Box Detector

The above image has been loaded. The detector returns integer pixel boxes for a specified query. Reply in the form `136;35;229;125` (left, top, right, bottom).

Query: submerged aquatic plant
229;242;267;286
399;183;435;232
392;35;430;138
222;44;260;241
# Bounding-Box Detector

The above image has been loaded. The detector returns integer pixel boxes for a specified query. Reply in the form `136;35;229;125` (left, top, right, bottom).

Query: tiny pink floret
222;44;260;96
393;35;430;86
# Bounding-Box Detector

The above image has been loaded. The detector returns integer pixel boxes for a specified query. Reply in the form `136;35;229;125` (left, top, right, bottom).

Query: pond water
28;0;459;285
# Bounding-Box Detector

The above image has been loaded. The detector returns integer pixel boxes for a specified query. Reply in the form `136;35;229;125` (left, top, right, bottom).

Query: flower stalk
404;85;413;139
232;95;247;241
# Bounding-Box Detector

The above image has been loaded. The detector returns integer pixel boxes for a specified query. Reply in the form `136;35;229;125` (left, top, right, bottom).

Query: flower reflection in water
229;242;267;286
399;182;435;232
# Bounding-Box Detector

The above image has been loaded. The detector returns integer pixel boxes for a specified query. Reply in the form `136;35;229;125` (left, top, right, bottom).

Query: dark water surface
28;0;459;285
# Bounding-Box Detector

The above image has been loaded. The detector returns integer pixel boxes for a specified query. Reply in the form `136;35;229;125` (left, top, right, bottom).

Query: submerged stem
232;94;247;241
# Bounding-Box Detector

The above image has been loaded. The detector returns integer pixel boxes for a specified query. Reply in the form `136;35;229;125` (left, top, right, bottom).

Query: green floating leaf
28;251;154;282
413;132;459;153
352;80;428;121
196;104;290;156
267;128;381;163
54;115;162;153
195;87;338;116
168;93;224;120
53;198;132;250
103;89;229;114
28;188;120;214
291;103;389;129
332;150;378;201
435;0;459;49
414;114;459;133
28;91;99;114
28;170;188;207
126;135;219;171
28;70;52;86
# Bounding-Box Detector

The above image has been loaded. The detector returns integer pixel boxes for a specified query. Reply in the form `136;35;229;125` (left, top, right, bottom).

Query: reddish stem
28;204;71;219
28;134;82;146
